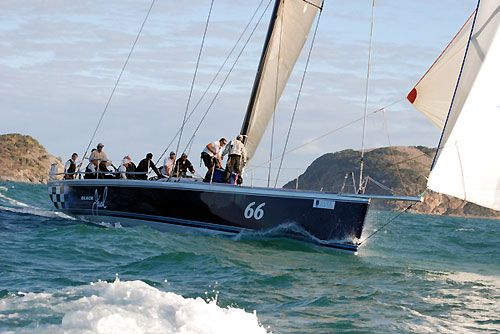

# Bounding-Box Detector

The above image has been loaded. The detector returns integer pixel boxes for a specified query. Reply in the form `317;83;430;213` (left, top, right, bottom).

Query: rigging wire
273;2;323;188
381;108;410;195
269;1;285;188
358;192;424;246
358;0;376;193
174;0;215;159
247;98;404;171
365;176;395;193
155;0;270;165
269;102;276;187
78;0;156;173
181;0;275;153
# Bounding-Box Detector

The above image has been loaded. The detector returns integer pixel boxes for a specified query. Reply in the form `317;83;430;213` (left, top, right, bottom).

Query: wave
0;192;29;208
0;204;76;221
0;277;270;334
234;221;357;246
0;192;76;221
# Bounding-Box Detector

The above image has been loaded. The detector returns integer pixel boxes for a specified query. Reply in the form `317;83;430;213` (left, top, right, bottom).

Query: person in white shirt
118;157;131;179
84;158;99;179
89;143;109;167
222;135;247;184
163;151;176;177
201;138;227;182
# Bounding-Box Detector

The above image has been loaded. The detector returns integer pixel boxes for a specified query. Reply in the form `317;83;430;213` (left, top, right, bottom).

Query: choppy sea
0;181;499;334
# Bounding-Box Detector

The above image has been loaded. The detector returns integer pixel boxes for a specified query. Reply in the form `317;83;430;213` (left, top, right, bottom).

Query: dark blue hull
48;179;369;252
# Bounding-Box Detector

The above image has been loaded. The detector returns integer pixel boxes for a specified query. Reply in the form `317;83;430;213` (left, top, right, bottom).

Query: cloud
0;0;477;186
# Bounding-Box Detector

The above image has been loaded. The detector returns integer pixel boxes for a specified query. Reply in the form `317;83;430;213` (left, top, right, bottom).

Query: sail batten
241;0;322;162
426;0;500;210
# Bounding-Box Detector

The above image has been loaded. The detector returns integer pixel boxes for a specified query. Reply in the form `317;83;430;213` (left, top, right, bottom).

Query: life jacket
64;159;76;180
66;160;76;174
84;163;97;179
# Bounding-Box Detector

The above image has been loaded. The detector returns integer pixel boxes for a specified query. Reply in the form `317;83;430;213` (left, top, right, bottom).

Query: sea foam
1;278;270;334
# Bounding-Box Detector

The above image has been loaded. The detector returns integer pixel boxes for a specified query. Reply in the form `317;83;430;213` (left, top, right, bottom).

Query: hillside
0;133;63;184
283;146;500;218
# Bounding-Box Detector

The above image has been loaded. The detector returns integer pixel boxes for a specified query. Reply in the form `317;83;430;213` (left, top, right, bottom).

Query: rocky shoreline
284;146;500;219
1;133;497;218
0;133;63;184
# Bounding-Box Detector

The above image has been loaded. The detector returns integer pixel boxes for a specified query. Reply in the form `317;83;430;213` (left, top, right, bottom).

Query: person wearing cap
89;143;109;167
162;151;176;177
136;153;162;180
118;157;131;179
201;138;227;182
222;135;247;184
174;153;195;178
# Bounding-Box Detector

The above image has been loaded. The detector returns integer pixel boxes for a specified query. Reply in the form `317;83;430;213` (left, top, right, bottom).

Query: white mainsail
241;0;322;162
407;12;476;130
427;0;500;210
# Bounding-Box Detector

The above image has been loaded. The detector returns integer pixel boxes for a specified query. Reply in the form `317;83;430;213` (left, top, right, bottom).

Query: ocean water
0;181;499;334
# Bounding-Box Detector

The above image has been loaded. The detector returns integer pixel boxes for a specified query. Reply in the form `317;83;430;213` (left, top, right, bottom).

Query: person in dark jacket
124;155;137;179
135;153;162;180
84;158;98;179
173;153;195;178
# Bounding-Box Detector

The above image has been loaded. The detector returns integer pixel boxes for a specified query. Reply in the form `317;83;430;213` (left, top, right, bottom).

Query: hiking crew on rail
63;135;247;184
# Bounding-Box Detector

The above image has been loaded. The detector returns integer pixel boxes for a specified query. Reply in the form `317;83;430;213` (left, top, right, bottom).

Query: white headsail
427;0;500;210
407;11;476;130
241;0;322;162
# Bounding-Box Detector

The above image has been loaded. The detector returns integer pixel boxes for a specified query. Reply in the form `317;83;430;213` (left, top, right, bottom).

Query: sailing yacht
47;0;498;252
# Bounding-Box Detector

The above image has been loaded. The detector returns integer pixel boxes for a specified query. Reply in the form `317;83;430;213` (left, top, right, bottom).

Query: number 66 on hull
244;202;266;220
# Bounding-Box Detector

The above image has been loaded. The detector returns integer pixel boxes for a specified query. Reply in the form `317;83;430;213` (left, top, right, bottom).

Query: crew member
89;143;109;167
118;157;131;179
222;135;246;184
64;153;80;180
163;151;176;177
124;155;137;179
136;153;162;180
201;138;226;182
174;153;195;177
84;158;99;179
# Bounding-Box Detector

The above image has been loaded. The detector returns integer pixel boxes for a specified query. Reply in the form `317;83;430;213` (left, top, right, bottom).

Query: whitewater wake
233;221;357;246
0;277;270;334
0;191;75;220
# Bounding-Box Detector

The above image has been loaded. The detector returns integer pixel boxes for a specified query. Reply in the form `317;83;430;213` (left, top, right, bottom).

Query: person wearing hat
201;138;227;182
174;153;195;178
162;151;176;177
136;153;162;180
89;143;109;167
118;157;131;179
222;135;247;184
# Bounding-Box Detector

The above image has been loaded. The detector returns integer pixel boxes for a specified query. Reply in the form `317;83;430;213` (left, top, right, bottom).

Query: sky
0;0;478;186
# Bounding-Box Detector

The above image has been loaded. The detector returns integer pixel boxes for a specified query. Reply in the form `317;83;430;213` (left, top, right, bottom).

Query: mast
358;0;375;194
240;0;281;142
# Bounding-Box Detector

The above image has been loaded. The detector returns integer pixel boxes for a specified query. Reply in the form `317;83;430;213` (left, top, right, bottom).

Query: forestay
241;0;322;162
407;12;475;130
428;0;500;210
